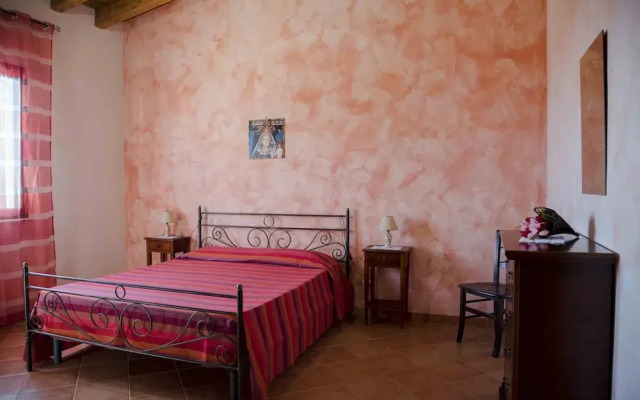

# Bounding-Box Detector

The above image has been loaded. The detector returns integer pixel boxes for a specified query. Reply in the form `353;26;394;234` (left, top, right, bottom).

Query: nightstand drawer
365;252;401;268
148;241;171;252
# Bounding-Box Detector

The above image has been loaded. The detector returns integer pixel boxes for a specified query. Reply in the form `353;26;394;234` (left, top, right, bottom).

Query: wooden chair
457;230;508;358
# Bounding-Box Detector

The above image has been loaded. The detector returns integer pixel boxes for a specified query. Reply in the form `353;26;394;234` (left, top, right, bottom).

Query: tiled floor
0;314;502;400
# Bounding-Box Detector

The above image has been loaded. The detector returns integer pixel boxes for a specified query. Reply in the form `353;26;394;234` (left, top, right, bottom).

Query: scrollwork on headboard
197;208;351;278
304;230;346;261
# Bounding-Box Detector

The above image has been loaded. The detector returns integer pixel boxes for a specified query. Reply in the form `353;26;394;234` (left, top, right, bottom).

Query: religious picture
248;118;285;159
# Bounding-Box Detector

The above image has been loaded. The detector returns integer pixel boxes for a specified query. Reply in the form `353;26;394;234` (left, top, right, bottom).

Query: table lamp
161;210;173;236
378;216;398;247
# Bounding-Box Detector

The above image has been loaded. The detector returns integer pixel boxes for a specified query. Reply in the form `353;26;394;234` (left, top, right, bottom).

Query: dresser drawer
500;377;512;400
503;302;514;399
365;252;401;268
505;260;514;296
147;241;171;252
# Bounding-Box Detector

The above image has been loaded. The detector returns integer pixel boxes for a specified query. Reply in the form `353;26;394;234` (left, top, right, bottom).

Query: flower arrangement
520;216;550;239
520;207;579;240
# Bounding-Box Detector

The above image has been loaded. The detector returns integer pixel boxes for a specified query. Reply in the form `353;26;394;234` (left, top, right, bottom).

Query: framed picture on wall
248;118;285;159
580;30;607;195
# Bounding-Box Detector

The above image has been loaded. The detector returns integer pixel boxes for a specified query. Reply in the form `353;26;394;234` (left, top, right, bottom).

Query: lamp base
164;223;171;237
384;231;392;247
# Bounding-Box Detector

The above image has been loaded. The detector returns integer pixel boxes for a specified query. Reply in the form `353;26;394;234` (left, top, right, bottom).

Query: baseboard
410;312;493;327
352;308;493;327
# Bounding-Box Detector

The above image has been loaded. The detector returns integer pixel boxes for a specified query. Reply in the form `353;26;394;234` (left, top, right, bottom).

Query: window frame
0;64;25;220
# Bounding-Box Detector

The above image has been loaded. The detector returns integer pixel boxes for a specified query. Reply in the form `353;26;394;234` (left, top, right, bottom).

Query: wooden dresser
500;230;616;400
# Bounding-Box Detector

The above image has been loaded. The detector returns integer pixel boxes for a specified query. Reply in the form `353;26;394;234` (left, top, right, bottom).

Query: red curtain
0;10;56;326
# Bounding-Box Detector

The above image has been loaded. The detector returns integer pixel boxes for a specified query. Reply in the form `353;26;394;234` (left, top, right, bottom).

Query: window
0;70;22;219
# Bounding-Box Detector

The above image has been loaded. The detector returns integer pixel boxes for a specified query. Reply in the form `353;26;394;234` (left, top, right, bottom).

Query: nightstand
362;245;412;328
144;236;191;265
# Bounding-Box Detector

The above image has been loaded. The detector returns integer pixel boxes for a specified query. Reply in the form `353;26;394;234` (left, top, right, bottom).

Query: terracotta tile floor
0;314;502;399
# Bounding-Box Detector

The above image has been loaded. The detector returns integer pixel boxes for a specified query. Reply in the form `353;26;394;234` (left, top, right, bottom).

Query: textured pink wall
124;0;546;316
547;0;640;397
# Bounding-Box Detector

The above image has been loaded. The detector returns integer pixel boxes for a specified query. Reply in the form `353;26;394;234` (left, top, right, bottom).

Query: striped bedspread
29;247;353;399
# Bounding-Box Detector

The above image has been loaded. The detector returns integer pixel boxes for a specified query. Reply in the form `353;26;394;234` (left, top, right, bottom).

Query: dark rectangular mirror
580;30;607;195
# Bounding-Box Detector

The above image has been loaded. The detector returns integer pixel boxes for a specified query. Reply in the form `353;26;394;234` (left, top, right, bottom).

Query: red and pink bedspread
29;247;353;399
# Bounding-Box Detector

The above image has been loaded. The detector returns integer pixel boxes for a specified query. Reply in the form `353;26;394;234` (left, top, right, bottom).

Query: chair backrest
493;230;508;285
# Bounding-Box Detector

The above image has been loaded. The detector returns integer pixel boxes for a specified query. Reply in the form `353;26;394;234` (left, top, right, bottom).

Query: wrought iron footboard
22;207;352;400
22;264;247;400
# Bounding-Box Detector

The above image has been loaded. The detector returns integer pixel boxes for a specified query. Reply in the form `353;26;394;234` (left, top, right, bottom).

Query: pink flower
520;216;548;239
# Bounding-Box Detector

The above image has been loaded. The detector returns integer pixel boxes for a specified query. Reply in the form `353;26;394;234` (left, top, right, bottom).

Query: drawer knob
503;347;512;357
381;256;387;261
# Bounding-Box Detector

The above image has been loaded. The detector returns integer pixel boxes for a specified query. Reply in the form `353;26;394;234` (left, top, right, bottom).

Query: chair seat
459;282;507;298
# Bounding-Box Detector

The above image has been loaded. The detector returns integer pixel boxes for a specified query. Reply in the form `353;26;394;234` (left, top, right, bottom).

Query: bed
23;208;353;400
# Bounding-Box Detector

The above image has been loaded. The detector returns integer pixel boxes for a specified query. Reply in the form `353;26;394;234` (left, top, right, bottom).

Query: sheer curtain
0;10;56;326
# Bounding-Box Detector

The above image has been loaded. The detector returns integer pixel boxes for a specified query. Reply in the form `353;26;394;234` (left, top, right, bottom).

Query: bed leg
25;335;33;372
23;262;33;372
229;370;238;400
53;338;62;364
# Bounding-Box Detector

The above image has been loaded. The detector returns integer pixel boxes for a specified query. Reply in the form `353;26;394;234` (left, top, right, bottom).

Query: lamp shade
378;216;398;231
161;210;173;224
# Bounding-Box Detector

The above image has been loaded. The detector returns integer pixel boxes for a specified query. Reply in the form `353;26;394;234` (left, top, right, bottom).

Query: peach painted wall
1;0;126;278
547;0;640;398
124;0;546;316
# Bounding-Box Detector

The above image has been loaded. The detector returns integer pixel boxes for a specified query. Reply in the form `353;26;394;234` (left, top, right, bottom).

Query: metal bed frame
23;207;351;400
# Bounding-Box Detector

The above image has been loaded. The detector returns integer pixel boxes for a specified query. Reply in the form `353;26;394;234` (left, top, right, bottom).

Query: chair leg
456;288;466;343
492;299;504;358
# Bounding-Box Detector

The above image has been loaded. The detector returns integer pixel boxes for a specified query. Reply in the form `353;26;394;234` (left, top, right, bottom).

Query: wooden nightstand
144;236;191;265
362;245;411;328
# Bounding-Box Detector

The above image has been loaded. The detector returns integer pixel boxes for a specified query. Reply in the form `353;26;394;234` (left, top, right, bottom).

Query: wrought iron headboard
197;207;351;279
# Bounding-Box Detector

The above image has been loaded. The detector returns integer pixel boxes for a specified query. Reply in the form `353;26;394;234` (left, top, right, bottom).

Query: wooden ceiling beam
94;0;174;29
50;0;88;12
